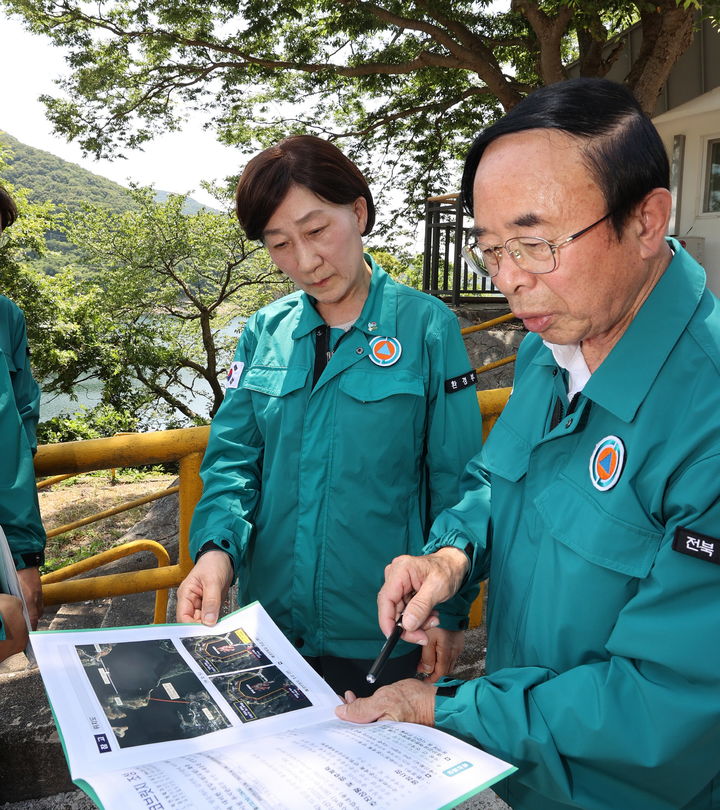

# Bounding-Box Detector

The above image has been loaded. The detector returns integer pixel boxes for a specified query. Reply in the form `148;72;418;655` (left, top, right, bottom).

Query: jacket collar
291;254;398;339
534;240;706;422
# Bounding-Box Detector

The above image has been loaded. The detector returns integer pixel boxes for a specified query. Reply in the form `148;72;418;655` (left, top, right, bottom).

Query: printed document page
31;602;341;778
88;719;515;810
32;601;516;810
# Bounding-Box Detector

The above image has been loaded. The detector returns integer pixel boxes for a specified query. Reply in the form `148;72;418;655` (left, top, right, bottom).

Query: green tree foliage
0;149;98;383
2;0;716;231
57;187;291;424
0;130;214;274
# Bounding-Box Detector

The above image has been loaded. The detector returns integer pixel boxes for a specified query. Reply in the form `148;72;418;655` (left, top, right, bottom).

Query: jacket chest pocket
242;365;310;431
535;478;662;579
338;369;425;452
339;369;424;403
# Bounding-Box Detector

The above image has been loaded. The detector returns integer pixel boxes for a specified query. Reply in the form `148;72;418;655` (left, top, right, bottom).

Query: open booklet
31;601;515;810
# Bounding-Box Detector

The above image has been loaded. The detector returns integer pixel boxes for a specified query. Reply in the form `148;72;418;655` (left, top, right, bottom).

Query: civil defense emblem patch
589;435;626;492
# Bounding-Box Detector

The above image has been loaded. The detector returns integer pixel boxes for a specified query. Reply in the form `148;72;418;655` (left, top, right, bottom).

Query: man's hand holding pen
340;547;471;726
377;547;470;644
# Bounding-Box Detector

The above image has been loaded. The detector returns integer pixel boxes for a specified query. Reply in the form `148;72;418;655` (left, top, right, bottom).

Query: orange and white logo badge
589;435;625;491
368;336;402;367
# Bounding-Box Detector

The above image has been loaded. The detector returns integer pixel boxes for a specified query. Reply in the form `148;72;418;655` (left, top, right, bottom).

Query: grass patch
38;470;176;575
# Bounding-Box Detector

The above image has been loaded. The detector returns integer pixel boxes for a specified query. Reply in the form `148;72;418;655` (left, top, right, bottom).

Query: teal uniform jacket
190;257;483;659
428;243;720;809
0;295;45;576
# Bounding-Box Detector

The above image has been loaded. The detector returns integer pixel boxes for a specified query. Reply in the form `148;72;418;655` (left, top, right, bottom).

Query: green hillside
0;130;135;212
0;130;215;273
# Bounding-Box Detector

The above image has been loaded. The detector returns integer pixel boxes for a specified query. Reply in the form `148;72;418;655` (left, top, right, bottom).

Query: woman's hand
176;550;234;625
0;594;28;660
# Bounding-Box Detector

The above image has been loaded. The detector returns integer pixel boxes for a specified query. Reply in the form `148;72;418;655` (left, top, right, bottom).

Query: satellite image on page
76;639;231;748
181;629;312;722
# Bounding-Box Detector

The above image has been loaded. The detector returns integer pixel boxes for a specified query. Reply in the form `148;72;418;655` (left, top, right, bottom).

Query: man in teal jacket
339;79;720;809
0;185;46;629
183;253;482;686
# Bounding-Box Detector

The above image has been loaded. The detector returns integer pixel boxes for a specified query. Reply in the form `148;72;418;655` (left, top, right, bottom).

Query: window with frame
703;138;720;213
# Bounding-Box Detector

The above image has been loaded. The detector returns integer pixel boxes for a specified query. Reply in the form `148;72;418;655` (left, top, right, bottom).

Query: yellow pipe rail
37;472;77;490
42;540;172;624
35;427;209;623
478;387;511;442
35;392;511;629
46;484;180;539
460;311;517;334
461;312;519;377
468;387;511;627
477;355;517;374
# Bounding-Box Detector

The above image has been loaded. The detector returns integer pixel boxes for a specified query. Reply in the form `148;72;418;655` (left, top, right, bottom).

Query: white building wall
653;90;720;295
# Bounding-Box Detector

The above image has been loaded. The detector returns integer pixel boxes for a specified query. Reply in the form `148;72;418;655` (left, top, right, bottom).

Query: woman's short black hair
461;78;670;237
236;135;375;240
0;184;18;231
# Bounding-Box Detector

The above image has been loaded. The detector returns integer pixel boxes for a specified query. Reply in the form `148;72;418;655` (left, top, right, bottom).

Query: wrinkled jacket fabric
191;258;482;659
0;295;45;574
430;243;720;809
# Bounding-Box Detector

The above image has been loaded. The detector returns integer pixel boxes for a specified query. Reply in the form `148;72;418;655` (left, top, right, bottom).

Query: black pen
366;612;406;684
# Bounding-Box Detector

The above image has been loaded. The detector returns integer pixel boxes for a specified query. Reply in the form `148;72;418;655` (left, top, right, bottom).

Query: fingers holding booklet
31;602;514;810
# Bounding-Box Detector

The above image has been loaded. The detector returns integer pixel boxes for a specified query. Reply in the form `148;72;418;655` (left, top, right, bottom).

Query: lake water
40;374;214;422
39;316;247;423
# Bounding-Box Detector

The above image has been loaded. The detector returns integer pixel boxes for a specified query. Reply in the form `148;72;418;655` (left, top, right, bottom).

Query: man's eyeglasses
462;211;613;278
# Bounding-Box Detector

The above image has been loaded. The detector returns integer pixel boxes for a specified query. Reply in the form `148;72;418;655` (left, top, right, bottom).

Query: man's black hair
461;78;669;237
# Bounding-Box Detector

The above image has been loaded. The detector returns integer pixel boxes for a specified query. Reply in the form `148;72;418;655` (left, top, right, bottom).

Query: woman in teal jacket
177;136;482;695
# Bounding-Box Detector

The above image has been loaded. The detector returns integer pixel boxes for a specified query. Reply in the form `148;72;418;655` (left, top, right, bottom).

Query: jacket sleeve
423;312;484;630
422;454;493;627
189;320;263;576
434;452;720;810
9;308;41;454
0;305;46;568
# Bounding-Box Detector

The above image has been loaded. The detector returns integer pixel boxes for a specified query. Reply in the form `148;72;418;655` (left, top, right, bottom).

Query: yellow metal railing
34;390;511;629
461;311;518;377
469;387;511;627
35;426;209;623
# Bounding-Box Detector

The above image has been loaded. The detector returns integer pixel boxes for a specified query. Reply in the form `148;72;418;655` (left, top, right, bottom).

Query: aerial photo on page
76;639;231;748
182;629;313;723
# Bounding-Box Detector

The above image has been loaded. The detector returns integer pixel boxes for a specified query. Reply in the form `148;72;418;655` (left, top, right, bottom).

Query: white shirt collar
543;340;591;400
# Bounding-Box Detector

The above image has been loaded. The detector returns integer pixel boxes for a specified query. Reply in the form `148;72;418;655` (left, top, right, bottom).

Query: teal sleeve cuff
190;528;244;580
195;540;236;572
422;530;475;570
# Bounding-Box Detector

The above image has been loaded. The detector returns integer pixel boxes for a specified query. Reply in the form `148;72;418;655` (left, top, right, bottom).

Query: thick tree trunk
626;4;697;114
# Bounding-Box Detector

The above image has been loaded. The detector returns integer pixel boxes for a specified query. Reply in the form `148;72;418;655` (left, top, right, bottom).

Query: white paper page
31;602;341;779
87;718;516;810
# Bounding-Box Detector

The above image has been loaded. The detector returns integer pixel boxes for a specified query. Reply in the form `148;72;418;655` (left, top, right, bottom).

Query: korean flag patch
226;361;244;389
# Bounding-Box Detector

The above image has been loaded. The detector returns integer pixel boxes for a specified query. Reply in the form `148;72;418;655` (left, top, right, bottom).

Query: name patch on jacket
672;527;720;565
445;370;477;394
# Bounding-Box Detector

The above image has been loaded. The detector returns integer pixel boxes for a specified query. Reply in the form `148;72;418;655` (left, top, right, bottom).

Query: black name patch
672;527;720;565
445;370;477;394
